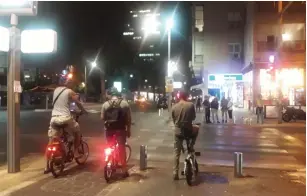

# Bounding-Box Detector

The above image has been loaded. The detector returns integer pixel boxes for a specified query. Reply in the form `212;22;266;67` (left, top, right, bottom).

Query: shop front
208;74;244;107
259;68;305;105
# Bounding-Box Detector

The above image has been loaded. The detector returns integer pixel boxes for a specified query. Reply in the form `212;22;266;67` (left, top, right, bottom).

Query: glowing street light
91;61;97;67
145;79;148;83
130;74;133;78
166;17;174;31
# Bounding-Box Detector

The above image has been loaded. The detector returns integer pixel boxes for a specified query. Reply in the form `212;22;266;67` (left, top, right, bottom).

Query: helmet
106;87;120;97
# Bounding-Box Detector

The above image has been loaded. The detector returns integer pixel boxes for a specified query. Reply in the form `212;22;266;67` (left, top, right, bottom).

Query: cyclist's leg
173;134;184;179
117;131;127;171
65;117;81;156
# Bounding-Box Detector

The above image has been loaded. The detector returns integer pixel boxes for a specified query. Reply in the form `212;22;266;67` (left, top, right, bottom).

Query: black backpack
104;99;125;130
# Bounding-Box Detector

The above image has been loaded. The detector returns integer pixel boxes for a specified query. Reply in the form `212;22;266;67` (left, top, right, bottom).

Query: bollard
45;95;49;110
233;116;236;124
234;152;243;177
140;145;147;171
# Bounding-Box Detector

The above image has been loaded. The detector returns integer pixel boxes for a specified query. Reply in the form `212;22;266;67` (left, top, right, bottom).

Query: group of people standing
196;96;233;124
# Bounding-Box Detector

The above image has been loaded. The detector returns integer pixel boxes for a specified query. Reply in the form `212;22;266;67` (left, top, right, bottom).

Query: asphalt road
0;109;305;196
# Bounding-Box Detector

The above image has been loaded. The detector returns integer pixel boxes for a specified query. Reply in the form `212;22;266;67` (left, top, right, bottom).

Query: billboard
21;29;57;53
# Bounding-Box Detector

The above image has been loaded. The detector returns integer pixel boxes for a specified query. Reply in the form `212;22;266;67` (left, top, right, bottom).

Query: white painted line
34;109;51;112
148;138;163;144
140;129;150;132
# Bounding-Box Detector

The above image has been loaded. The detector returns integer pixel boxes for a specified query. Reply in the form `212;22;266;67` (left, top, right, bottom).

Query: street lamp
0;1;38;173
130;74;133;78
91;61;97;67
166;16;174;116
84;61;97;102
145;79;148;83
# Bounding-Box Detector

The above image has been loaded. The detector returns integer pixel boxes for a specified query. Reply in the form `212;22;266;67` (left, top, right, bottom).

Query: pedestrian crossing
126;121;305;170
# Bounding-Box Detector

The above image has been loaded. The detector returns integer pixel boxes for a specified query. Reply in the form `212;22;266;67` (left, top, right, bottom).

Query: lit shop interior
208;74;244;108
260;68;305;105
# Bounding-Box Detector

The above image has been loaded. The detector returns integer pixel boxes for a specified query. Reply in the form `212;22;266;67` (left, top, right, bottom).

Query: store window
228;43;241;59
260;68;305;103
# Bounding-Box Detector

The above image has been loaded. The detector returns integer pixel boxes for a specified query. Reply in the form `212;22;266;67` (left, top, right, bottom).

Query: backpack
104;99;125;130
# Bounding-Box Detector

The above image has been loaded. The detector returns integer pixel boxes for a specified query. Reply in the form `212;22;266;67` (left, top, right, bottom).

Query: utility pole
7;14;21;173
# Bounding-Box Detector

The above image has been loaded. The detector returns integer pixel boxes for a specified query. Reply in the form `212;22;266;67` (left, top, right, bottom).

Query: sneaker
173;174;179;181
43;168;51;174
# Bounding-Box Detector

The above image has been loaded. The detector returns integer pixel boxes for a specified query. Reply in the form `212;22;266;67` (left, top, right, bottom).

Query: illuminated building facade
190;2;246;106
243;2;306;108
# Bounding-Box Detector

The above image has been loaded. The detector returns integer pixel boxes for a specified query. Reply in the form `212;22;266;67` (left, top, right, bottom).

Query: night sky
2;1;191;73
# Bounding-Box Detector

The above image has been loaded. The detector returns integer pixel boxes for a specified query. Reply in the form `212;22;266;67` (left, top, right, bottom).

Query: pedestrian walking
256;94;264;124
210;97;220;123
227;97;233;122
221;96;228;123
196;97;201;112
202;95;211;123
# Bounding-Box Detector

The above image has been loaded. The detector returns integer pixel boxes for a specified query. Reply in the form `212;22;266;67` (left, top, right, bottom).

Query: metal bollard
140;145;147;171
45;95;49;110
233;116;236;124
234;152;243;177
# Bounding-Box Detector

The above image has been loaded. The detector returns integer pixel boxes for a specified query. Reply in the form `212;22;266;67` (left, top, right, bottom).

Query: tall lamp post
84;61;96;102
0;1;38;173
166;17;174;117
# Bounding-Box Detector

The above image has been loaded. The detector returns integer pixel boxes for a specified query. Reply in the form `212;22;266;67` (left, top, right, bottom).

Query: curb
34;109;52;112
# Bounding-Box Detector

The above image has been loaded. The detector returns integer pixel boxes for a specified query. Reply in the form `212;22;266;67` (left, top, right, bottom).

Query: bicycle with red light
104;133;131;183
46;110;89;178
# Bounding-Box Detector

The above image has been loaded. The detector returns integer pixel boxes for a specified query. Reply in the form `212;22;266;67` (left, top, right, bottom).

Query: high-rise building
122;3;166;92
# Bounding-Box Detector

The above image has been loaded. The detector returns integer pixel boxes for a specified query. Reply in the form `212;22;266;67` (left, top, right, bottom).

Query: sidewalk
94;161;305;196
1;159;304;196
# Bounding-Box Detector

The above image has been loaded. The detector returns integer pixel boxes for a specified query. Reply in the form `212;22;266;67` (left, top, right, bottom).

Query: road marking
140;129;150;132
34;109;51;112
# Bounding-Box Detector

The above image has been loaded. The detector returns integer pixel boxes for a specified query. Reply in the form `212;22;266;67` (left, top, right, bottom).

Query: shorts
48;116;80;139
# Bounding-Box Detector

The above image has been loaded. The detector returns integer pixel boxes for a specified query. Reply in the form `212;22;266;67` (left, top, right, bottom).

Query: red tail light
47;146;57;152
104;148;113;156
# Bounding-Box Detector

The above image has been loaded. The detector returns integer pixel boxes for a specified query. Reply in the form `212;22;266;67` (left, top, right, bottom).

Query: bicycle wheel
50;159;65;178
75;141;89;165
125;144;131;163
194;159;199;176
185;161;193;186
104;165;113;183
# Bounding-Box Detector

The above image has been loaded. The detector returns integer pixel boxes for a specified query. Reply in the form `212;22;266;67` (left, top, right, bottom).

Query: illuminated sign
113;81;122;93
209;74;243;82
21;29;57;53
0;26;9;52
0;0;38;16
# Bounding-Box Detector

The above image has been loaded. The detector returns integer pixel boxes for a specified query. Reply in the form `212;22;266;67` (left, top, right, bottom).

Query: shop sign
209;74;243;82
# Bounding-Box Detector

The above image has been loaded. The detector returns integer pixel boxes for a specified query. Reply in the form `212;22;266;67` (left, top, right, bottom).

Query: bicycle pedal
195;152;201;156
